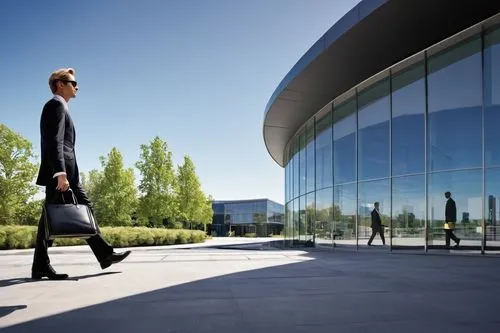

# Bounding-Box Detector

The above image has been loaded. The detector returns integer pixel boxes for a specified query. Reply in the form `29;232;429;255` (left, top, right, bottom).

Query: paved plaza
1;240;500;332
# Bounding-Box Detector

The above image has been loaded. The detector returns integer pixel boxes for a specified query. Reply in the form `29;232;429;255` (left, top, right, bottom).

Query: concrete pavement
1;241;500;332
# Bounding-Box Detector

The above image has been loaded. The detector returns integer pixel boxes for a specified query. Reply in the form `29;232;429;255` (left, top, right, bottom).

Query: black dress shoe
100;250;131;269
32;264;69;280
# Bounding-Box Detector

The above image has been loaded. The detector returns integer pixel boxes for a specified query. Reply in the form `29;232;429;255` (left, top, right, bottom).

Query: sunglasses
60;79;78;88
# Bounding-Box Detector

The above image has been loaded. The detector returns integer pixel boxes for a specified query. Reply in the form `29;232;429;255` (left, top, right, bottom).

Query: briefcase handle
51;189;79;205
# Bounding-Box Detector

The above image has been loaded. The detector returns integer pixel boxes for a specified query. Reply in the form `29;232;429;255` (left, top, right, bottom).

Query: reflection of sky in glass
428;38;481;111
485;29;500;105
316;187;332;211
299;135;306;195
392;175;425;220
393;67;425;176
315;128;333;189
285;165;289;203
427;38;482;172
358;179;390;217
484;32;500;167
485;105;500;167
392;77;425;117
428;170;482;221
358;97;389;129
333;114;355;140
334;136;356;184
428;106;482;171
334;183;356;215
358;95;390;180
306;140;315;193
392;113;425;175
293;154;299;198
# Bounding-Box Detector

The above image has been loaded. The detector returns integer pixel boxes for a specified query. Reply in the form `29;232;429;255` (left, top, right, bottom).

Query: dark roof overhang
263;0;500;167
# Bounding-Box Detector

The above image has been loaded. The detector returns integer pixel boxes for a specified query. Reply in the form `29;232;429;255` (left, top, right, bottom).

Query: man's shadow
0;305;28;319
0;271;121;288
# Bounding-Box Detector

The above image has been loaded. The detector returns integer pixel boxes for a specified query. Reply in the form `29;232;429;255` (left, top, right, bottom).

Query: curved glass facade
283;21;500;252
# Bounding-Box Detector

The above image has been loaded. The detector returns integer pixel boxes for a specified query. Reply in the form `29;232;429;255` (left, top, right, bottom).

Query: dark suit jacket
371;209;382;229
445;198;457;222
36;97;79;186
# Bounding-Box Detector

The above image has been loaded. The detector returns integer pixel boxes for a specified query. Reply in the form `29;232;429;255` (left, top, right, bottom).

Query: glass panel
220;200;271;237
333;183;357;243
292;140;299;199
485;168;500;248
358;179;390;246
333;98;357;184
484;27;500;168
299;131;306;196
211;203;226;236
427;35;482;171
316;111;333;190
391;63;425;176
306;192;315;242
428;170;483;248
285;146;291;204
285;202;292;241
266;201;284;237
290;159;294;202
358;79;390;180
299;195;306;241
293;198;299;242
391;175;426;247
315;187;334;246
306;120;315;193
285;163;289;204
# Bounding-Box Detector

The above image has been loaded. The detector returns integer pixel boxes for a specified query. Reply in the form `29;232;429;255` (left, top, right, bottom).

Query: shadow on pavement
1;250;500;333
0;271;121;288
0;306;27;319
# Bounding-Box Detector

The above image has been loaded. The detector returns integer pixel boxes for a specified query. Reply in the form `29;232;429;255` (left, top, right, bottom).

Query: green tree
176;155;210;229
82;169;104;199
197;194;214;232
86;148;138;226
18;199;43;225
136;136;177;227
0;124;39;225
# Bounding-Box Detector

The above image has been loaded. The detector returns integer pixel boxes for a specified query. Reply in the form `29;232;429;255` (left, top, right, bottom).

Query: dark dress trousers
33;97;113;268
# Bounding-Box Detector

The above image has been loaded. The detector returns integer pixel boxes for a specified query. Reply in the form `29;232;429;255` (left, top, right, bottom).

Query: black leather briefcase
44;189;97;240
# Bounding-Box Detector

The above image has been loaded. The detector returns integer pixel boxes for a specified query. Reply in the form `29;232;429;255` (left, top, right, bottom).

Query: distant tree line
0;123;213;230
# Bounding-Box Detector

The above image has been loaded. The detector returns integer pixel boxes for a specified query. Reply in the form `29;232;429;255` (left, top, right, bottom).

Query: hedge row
0;226;206;250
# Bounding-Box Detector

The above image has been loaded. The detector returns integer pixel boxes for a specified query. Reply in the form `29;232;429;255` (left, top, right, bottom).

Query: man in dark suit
32;68;131;280
368;201;385;246
444;191;460;249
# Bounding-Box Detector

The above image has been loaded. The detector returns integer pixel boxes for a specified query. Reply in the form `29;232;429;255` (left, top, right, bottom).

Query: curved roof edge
263;0;500;167
263;0;388;118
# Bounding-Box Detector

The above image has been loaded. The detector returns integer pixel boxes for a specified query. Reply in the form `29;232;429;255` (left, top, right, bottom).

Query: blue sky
0;0;360;204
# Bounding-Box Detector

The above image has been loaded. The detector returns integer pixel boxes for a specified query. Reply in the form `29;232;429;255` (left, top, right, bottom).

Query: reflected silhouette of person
444;191;460;248
368;202;385;246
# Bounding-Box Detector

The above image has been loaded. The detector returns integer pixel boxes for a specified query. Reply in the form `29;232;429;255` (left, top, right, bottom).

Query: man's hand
56;174;70;192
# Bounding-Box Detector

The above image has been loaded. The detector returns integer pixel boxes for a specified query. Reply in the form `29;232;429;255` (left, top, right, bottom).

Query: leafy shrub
0;226;36;249
0;226;206;250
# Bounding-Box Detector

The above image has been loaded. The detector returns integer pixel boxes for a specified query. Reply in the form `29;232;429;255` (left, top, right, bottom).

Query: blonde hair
48;68;76;93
